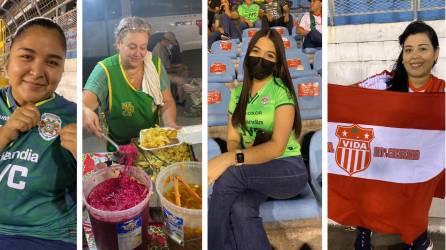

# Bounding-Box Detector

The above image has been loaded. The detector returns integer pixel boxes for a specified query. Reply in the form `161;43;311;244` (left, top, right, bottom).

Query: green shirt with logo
0;87;76;244
84;54;170;150
228;77;301;158
238;3;260;23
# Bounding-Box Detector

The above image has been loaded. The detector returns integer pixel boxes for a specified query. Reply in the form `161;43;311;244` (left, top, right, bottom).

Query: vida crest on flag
335;124;374;176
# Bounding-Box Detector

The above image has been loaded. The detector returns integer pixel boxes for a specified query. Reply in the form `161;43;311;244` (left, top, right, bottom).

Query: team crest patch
335;124;374;176
121;102;135;117
38;113;62;141
261;96;270;105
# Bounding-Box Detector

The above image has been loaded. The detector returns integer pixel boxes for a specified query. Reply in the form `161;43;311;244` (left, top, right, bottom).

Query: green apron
99;54;161;151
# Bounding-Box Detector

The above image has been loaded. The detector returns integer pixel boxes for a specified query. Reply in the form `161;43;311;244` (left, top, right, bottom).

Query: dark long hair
10;17;67;53
387;21;439;92
232;28;302;138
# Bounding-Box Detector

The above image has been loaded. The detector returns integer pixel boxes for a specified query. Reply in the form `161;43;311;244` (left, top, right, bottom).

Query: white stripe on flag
361;150;366;170
347;148;352;173
353;149;359;172
328;122;445;183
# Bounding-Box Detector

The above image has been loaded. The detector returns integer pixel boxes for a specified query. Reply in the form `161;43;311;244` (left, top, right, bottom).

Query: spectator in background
259;0;293;35
208;0;243;48
238;0;262;31
215;0;243;40
209;0;221;30
152;32;189;104
296;0;322;49
148;32;182;64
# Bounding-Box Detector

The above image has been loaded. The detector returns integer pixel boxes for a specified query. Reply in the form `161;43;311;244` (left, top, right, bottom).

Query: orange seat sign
208;90;222;104
210;63;227;74
220;41;232;51
297;82;320;97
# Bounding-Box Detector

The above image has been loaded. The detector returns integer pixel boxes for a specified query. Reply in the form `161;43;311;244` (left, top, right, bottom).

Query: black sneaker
354;227;372;250
404;231;433;250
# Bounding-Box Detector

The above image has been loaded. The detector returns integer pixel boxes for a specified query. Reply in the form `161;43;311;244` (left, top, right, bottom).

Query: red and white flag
328;84;445;243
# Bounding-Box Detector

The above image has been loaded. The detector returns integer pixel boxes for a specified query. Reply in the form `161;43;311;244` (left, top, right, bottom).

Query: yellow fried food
140;126;178;148
134;144;192;180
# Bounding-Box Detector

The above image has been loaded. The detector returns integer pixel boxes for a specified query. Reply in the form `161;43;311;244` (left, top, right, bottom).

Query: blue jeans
261;14;294;35
209;31;221;49
208;156;308;250
217;14;242;41
240;19;263;31
302;29;322;49
0;234;76;250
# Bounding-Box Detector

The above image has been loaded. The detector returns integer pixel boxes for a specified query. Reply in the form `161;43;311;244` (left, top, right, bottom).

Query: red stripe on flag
328;170;445;243
328;84;445;130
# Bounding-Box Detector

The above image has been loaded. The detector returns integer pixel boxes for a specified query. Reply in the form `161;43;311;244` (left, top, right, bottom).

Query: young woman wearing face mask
351;21;443;250
208;29;308;250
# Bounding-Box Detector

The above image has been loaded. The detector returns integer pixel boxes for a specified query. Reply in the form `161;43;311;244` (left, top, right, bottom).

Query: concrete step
328;219;445;250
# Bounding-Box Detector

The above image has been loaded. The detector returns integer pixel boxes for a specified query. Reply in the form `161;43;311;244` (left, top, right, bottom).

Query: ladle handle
102;133;120;151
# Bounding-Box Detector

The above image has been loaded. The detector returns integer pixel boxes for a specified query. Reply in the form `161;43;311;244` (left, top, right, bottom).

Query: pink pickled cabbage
118;144;138;173
87;174;148;211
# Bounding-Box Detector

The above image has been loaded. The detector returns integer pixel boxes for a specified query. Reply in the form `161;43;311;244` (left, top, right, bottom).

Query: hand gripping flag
328;84;445;244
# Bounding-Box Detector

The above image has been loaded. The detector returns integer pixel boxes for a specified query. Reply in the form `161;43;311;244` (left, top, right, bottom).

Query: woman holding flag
347;21;444;250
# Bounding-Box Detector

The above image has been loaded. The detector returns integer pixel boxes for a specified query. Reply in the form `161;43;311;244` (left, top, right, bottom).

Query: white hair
115;16;151;42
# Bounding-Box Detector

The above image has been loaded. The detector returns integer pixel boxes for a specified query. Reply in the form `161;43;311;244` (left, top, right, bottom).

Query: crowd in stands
208;0;322;49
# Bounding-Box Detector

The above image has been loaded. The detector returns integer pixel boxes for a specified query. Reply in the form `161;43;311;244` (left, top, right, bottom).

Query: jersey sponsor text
0;164;28;190
0;148;39;163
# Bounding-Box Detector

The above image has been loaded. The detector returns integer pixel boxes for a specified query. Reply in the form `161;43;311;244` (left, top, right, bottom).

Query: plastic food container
155;161;202;249
83;165;152;250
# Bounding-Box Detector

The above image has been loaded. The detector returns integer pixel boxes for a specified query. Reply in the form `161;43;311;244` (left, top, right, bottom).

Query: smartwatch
235;150;244;166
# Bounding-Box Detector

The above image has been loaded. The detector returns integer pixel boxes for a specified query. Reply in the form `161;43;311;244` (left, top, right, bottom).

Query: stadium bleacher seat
211;40;237;59
208;82;231;126
208;54;235;83
293;76;322;120
286;49;317;78
309;129;322;206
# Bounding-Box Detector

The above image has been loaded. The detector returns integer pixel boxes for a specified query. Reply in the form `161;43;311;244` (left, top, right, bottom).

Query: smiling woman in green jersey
83;17;179;150
208;29;308;249
0;18;77;249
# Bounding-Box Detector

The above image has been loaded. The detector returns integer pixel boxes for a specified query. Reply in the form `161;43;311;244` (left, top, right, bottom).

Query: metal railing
54;8;77;57
329;0;445;26
1;0;76;53
1;0;74;38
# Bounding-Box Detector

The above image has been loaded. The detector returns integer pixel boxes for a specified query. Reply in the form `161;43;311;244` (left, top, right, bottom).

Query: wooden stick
163;175;173;187
175;175;202;203
173;176;181;206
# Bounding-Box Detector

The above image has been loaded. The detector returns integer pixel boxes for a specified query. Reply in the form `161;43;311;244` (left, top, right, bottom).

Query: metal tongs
101;133;125;164
131;142;155;176
102;133;120;150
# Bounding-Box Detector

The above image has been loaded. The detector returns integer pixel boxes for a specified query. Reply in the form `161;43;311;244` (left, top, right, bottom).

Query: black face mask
246;56;275;80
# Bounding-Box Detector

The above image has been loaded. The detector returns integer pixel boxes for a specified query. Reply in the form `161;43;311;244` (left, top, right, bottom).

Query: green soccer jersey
0;86;76;244
229;77;301;158
238;3;260;23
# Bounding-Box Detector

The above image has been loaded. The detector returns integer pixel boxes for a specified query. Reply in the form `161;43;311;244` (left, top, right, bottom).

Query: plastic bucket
83;165;152;250
155;161;202;249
